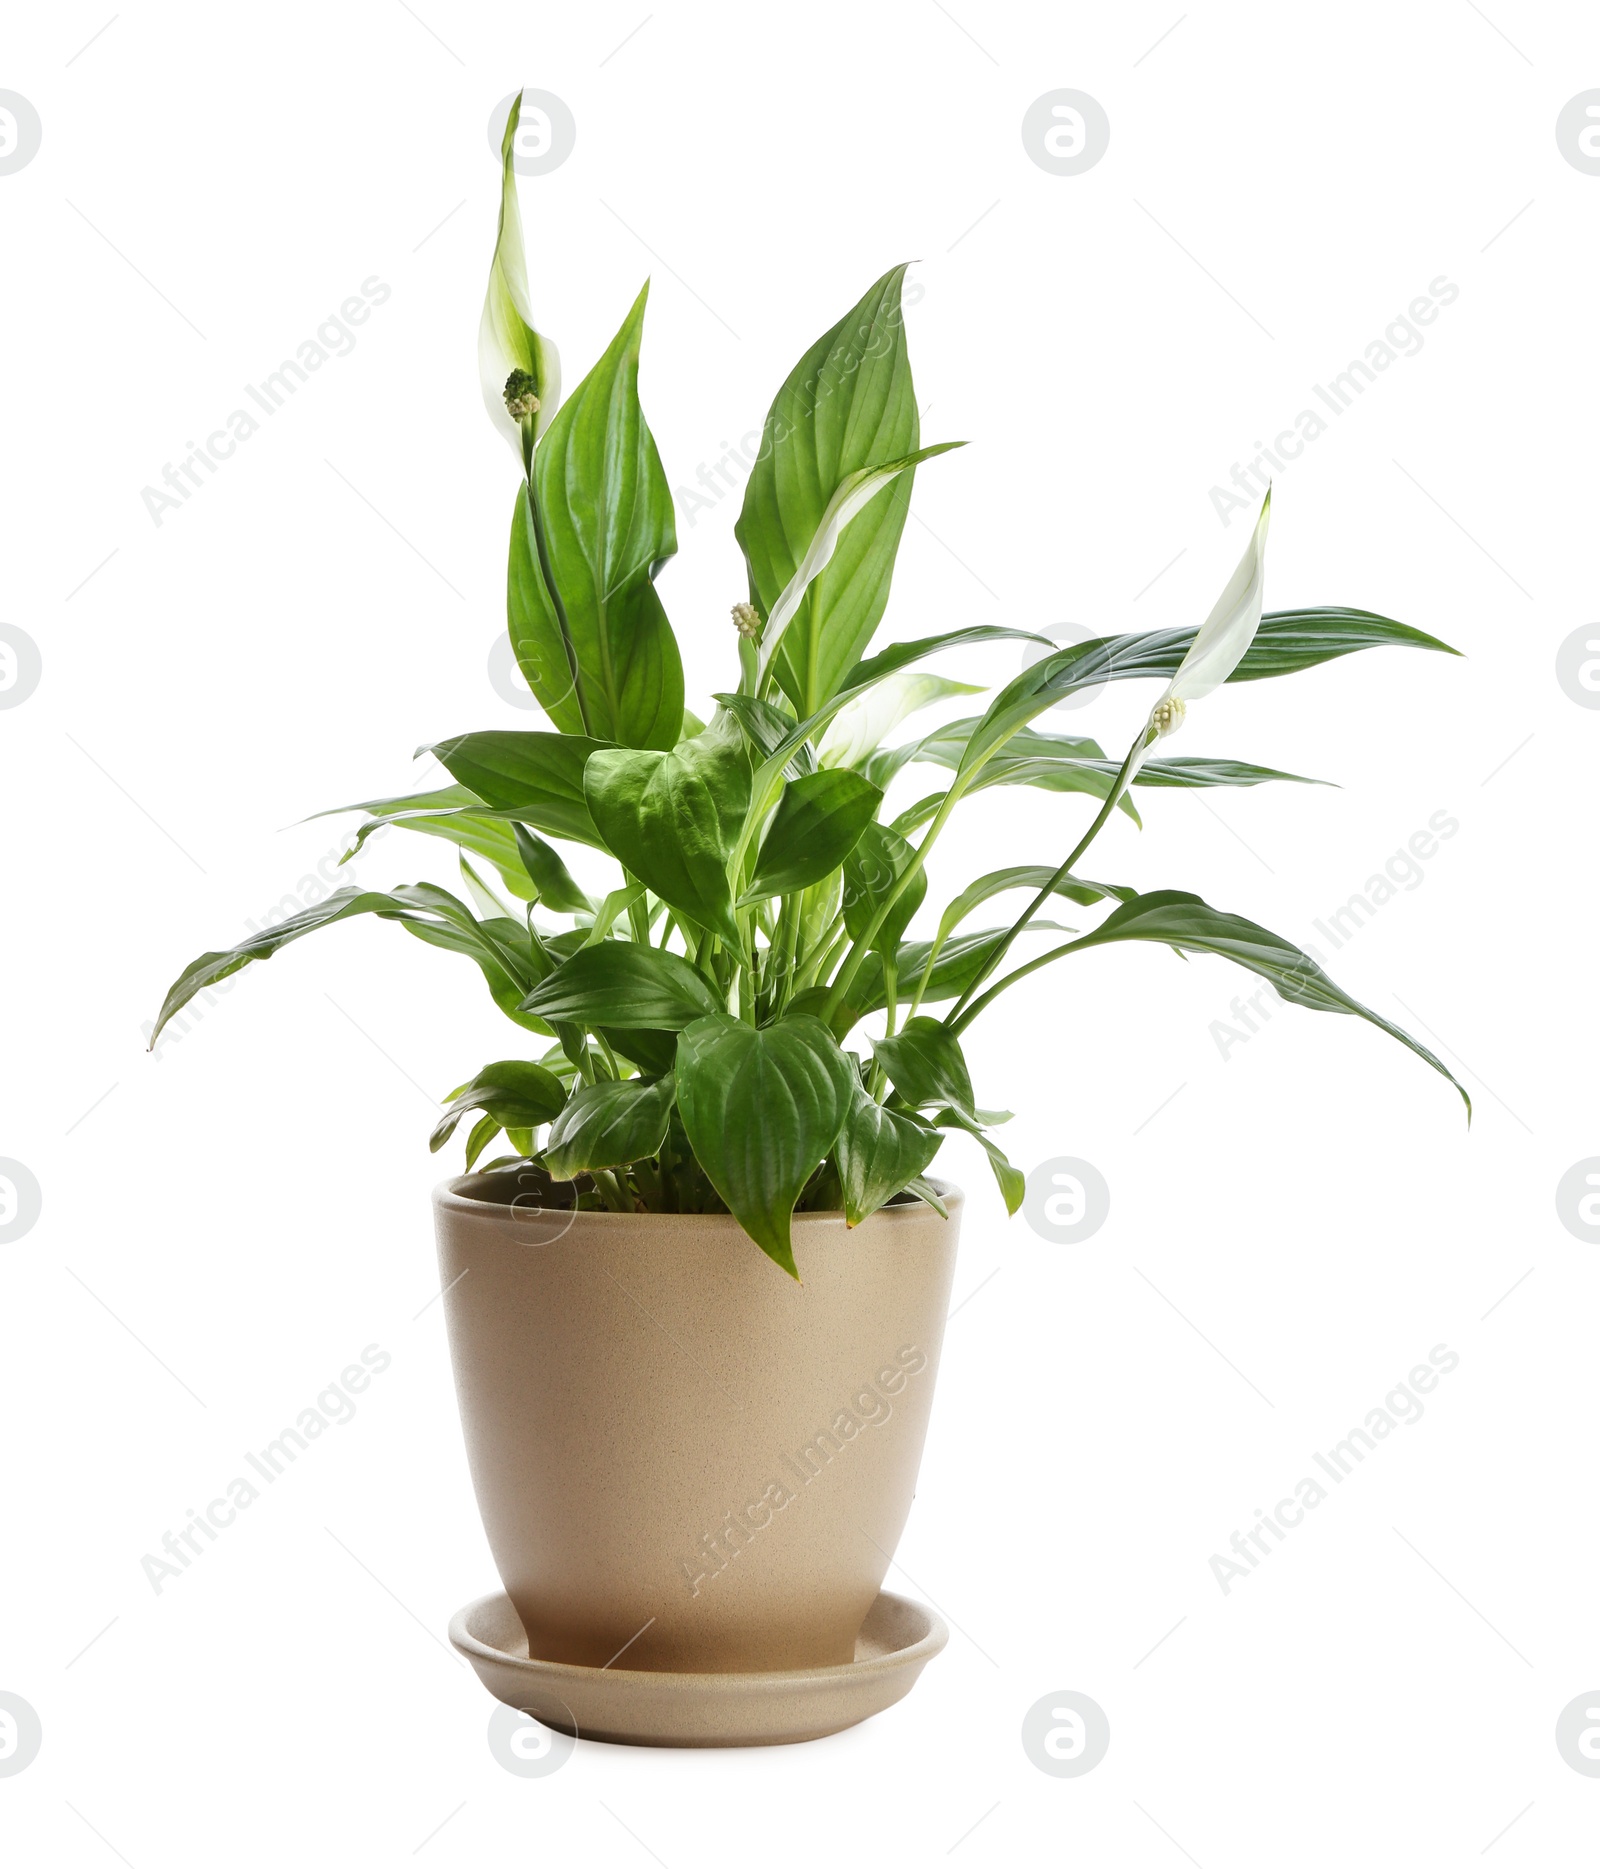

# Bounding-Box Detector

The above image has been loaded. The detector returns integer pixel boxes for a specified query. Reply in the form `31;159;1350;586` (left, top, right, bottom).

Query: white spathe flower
480;91;561;473
1130;489;1271;778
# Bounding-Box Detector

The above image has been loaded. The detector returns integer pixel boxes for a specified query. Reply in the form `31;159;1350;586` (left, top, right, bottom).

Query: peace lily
1129;488;1271;784
479;90;561;475
154;220;1468;1282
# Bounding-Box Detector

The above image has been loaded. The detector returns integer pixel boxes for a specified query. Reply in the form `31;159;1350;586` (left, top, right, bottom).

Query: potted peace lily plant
153;97;1465;1745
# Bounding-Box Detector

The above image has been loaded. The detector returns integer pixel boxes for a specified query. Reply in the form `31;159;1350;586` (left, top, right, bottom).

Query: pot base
449;1588;948;1748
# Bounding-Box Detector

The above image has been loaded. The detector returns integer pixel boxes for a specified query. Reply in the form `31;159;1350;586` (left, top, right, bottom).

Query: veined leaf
544;1074;677;1178
674;1013;854;1276
735;267;922;715
715;692;818;777
1055;889;1470;1112
835;1075;941;1226
431;1059;566;1153
842;822;926;954
151;885;547;1047
519;942;721;1030
755;443;964;693
584;716;751;948
872;1016;975;1114
512;823;594;912
426;732;609;847
743;769;883;902
480;91;561;468
958;610;1460;781
508;283;684;749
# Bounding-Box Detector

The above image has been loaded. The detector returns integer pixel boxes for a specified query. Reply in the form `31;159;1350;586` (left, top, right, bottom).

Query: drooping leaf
480;91;561;467
835;1075;941;1225
872;1016;975;1114
743;769;883;903
674;1013;855;1275
934;1105;1025;1212
1053;889;1470;1112
430;1059;566;1153
507;283;684;748
519;942;722;1030
544;1074;677;1178
426;732;609;847
842;822;926;953
584;716;751;948
512;822;594;912
735;267;923;716
150;885;552;1047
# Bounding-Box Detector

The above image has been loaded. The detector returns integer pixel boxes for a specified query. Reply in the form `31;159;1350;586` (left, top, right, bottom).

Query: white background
3;1;1597;1862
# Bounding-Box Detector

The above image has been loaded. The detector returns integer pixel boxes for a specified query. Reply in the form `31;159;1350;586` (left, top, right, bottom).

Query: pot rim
432;1173;963;1226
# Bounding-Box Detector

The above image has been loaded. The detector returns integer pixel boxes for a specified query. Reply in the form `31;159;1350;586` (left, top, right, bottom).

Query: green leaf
151;885;547;1048
674;1013;855;1276
431;1060;566;1154
735;267;922;715
512;823;594;913
754;443;965;696
715;692;817;777
933;867;1116;949
544;1074;677;1178
957;609;1460;779
1060;889;1470;1113
872;1016;975;1114
743;769;883;902
842;822;925;953
908;719;1317;795
519;942;721;1030
508;283;684;748
584;717;751;948
835;1075;941;1226
934;1106;1024;1213
480;91;561;468
426;732;610;847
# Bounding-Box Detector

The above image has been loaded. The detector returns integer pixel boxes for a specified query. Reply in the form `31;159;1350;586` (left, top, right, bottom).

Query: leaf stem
944;732;1141;1028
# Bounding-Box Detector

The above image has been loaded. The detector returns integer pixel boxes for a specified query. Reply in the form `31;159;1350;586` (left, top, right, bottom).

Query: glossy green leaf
743;769;883;902
820;672;984;773
480;91;561;468
430;1059;566;1153
958;611;1460;781
544;1074;677;1178
1058;889;1470;1112
519;942;721;1030
735;267;921;715
934;1106;1025;1212
507;283;684;748
755;443;964;695
512;823;594;912
151;885;549;1048
426;732;609;847
715;692;817;777
835;1076;941;1226
674;1013;855;1276
584;717;751;948
872;1016;975;1114
842;822;926;953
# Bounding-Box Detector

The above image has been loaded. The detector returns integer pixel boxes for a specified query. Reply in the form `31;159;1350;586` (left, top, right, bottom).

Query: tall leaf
508;283;684;748
735;267;921;714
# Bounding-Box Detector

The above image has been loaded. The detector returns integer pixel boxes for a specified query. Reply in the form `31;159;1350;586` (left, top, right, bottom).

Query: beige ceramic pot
434;1171;962;1676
